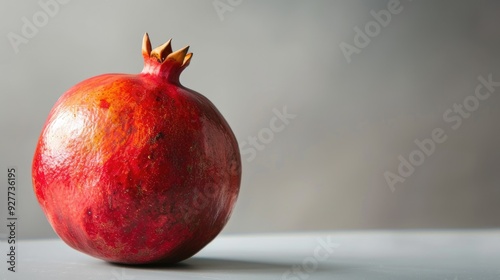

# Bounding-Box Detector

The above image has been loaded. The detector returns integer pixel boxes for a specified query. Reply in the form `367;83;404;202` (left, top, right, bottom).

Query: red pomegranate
32;34;241;264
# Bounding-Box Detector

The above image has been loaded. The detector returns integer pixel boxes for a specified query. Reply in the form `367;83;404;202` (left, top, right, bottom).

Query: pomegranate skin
32;35;241;264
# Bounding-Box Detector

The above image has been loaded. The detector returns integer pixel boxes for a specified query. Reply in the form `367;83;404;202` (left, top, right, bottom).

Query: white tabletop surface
2;229;499;280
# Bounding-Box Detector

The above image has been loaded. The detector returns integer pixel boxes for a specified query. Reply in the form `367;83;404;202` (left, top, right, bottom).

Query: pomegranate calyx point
142;33;192;67
167;46;190;65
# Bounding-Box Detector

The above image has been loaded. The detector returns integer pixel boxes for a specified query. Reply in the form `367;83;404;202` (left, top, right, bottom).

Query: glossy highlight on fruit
32;34;241;264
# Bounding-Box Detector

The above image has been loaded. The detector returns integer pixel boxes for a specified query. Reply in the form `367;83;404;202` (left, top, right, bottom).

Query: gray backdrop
1;0;500;239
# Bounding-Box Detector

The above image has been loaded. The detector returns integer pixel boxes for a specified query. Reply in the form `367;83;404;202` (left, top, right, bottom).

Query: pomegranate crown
141;33;192;79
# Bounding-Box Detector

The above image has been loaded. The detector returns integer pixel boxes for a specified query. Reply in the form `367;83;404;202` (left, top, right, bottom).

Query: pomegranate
32;34;241;264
